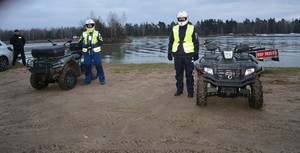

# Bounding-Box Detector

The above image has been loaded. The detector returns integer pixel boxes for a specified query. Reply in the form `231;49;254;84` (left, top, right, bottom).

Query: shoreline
9;62;300;72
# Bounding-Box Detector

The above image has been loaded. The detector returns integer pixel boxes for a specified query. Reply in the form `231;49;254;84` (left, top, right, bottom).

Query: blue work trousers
83;51;105;83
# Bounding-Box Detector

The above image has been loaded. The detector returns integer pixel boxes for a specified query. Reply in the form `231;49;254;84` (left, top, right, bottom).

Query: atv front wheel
196;72;208;106
249;77;263;109
30;74;49;90
58;68;77;90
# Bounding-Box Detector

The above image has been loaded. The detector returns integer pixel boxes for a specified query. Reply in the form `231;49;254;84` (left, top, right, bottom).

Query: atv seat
31;46;65;58
206;43;219;52
238;53;250;60
204;54;218;61
70;51;82;60
235;44;249;52
68;43;82;60
69;43;82;51
72;54;81;60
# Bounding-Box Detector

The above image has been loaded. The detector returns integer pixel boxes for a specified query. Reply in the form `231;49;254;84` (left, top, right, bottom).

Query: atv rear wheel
196;72;208;106
81;63;97;80
58;68;77;90
249;77;263;109
30;74;49;90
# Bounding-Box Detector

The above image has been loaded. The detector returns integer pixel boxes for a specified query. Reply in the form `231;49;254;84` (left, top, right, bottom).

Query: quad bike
195;40;264;109
27;40;97;90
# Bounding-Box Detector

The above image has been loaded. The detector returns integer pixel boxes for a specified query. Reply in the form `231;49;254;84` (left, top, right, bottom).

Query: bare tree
107;11;119;37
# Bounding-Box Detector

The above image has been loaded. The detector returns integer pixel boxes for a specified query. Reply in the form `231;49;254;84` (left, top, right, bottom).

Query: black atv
195;40;264;109
27;40;97;90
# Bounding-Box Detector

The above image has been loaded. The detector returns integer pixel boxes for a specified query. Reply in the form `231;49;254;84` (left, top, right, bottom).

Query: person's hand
168;54;173;61
193;54;199;61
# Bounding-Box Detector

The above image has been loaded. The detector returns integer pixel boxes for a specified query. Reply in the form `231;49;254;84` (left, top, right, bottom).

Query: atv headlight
26;60;33;68
245;68;255;76
204;67;214;75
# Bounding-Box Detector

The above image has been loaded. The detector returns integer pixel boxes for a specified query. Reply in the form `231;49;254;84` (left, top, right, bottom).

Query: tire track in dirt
88;136;262;152
2;110;298;142
26;137;264;153
0;113;159;136
1;67;300;152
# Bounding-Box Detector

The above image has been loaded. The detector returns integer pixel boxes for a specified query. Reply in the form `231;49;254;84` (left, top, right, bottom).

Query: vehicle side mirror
7;47;13;51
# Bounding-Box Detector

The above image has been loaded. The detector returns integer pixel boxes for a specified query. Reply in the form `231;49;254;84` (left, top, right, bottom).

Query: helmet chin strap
178;20;188;26
86;27;95;32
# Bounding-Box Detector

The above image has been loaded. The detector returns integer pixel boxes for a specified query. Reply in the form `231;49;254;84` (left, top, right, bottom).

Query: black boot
174;91;183;96
187;93;194;98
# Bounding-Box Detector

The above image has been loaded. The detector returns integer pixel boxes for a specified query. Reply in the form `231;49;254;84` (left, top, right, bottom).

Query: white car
0;40;14;72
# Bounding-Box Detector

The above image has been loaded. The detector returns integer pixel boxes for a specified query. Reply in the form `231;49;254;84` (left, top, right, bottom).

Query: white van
0;40;14;72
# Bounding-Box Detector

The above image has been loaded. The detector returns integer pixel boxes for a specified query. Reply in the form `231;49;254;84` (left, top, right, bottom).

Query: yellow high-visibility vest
81;30;102;52
172;24;195;53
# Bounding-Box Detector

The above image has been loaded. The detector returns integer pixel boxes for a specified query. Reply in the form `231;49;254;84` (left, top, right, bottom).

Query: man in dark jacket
10;29;26;66
168;11;199;98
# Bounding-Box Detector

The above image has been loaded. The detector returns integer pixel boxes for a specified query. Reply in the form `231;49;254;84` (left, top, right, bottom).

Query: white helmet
177;11;189;26
85;19;95;31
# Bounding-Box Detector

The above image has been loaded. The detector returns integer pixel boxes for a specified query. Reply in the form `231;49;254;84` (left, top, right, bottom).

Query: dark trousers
13;50;26;65
83;51;105;83
174;56;194;94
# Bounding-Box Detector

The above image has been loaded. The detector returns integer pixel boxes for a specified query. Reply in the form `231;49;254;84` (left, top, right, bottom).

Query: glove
168;54;173;61
193;54;199;61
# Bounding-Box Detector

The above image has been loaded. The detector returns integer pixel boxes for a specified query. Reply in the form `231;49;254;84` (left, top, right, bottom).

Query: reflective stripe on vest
82;31;101;52
172;24;195;53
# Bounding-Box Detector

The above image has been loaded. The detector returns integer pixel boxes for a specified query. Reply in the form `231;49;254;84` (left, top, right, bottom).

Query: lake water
24;36;300;67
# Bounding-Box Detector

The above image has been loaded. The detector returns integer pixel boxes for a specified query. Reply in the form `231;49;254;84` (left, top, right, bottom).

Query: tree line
1;15;300;42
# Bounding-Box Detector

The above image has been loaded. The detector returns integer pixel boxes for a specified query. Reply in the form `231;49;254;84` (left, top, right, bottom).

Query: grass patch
9;62;26;69
9;62;300;77
264;67;300;75
105;63;173;73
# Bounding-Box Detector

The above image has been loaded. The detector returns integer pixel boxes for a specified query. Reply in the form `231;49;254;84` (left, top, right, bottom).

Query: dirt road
0;65;299;153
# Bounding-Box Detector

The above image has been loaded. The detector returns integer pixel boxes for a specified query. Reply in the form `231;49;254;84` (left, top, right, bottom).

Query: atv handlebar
203;40;220;52
203;40;252;53
48;39;57;46
48;39;72;47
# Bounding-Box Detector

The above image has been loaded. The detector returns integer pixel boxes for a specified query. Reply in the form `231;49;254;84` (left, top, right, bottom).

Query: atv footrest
207;88;218;97
239;89;250;97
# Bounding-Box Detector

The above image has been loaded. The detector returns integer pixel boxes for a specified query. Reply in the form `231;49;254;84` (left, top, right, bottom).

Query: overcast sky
0;0;299;30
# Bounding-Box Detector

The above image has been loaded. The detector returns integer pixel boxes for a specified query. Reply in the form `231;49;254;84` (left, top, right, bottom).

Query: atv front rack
26;56;66;75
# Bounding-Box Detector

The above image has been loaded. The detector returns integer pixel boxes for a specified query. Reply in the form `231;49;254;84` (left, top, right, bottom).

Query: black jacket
10;34;26;52
168;23;199;57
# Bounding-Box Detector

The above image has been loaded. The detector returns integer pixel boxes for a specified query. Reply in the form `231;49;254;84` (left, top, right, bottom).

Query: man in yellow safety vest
79;19;105;85
168;11;199;98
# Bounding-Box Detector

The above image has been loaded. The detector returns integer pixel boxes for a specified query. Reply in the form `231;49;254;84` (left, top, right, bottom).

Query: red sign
256;49;279;59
